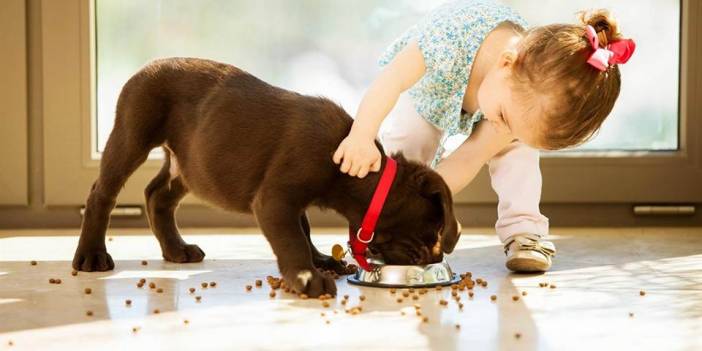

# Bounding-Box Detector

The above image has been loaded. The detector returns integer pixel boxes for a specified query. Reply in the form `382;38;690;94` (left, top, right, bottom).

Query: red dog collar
348;156;398;271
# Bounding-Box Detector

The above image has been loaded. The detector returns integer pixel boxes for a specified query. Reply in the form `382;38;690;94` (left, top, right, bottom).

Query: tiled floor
0;227;701;351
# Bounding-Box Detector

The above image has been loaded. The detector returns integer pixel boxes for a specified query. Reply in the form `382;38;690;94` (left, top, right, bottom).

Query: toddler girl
333;0;635;272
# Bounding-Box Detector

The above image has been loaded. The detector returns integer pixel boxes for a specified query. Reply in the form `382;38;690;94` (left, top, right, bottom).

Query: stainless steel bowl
347;258;460;288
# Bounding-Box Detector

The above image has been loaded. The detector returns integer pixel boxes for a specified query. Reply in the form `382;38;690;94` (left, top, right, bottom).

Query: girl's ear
499;50;517;68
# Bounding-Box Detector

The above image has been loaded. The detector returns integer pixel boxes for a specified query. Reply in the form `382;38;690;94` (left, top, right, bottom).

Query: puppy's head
364;153;460;265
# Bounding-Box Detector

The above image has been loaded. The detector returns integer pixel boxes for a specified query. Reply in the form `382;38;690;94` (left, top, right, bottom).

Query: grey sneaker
504;234;556;272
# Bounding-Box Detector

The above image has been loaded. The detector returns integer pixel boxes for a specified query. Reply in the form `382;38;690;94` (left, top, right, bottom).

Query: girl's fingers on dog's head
332;147;344;164
348;163;361;177
357;165;370;178
340;157;352;173
371;158;382;172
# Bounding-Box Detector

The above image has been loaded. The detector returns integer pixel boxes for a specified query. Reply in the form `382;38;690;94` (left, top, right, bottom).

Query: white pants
380;93;549;242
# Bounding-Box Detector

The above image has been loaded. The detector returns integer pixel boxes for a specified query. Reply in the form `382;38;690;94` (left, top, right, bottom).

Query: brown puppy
73;58;459;297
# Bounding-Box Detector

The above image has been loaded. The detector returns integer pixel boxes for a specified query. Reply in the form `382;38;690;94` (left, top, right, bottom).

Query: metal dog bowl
347;258;461;288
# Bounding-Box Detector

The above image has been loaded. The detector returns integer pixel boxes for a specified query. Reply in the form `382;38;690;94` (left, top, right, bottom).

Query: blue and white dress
378;0;528;166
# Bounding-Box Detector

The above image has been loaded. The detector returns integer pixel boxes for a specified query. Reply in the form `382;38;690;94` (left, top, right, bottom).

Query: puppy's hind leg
144;148;205;263
73;128;153;271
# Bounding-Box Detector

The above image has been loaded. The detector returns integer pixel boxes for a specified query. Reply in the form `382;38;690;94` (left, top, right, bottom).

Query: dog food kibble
451;291;458;297
49;278;56;284
137;282;144;288
343;294;349;300
629;312;635;318
396;298;403;303
476;278;483;284
435;286;442;291
408;288;415;293
515;333;522;339
255;280;263;287
522;291;528;296
402;291;410;298
149;282;156;289
131;327;140;333
458;302;464;309
184;319;189;325
153;309;160;314
439;299;448;306
422;316;429;323
201;282;208;289
490;295;497;301
340;299;347;305
31;260;37;266
455;324;461;330
451;284;458;290
550;284;556;289
189;287;196;294
195;296;202;302
512;295;520;301
469;291;474;298
71;270;78;276
141;260;148;266
325;320;331;325
209;282;216;287
322;301;330;308
400;311;406;316
108;237;113;242
156;288;163;293
138;278;146;284
416;310;422;317
86;310;93;316
481;281;488;288
359;295;366;301
245;285;252;292
84;288;92;295
125;299;132;306
300;293;309;300
55;279;61;284
269;291;276;298
412;295;419;300
389;288;396;294
640;290;646;296
7;340;13;346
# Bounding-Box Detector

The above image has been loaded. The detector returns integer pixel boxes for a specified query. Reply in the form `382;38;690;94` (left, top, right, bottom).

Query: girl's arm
435;119;514;195
333;41;426;178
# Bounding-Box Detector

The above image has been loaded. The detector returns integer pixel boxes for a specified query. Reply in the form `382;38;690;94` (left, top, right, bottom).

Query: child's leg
487;141;550;242
380;92;443;164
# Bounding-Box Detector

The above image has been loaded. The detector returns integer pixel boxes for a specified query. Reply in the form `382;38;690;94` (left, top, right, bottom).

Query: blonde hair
512;9;625;150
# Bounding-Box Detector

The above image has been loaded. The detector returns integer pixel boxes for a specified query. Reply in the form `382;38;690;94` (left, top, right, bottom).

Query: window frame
40;0;702;207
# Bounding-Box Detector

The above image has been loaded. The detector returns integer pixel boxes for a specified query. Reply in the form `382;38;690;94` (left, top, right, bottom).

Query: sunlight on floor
0;227;700;351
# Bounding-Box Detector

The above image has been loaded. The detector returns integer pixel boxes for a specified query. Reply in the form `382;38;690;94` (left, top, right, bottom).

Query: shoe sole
506;257;550;273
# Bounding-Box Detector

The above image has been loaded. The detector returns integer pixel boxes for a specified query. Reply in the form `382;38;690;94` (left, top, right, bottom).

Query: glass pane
95;0;679;158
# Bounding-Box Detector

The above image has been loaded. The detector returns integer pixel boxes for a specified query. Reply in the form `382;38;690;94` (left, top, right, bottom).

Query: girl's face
477;51;546;149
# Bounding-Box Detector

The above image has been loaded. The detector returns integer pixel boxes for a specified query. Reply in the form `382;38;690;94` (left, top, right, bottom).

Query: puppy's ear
416;171;460;254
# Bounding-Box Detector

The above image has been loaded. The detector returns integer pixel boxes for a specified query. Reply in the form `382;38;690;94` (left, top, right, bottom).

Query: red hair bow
585;25;636;71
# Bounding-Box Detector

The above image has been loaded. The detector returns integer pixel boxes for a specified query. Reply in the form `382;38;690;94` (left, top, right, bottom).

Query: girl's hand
332;133;382;178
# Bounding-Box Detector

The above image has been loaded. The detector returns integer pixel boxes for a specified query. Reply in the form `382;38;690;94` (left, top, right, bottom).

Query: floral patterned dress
379;0;528;166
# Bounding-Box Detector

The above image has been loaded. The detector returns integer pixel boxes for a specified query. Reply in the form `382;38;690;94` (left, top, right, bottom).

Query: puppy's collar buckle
356;227;374;244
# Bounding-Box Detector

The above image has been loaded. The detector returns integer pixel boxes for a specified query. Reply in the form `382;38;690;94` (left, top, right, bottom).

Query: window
96;0;680;157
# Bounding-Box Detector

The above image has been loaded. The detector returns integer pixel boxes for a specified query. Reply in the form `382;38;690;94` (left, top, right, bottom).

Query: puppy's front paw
313;253;351;275
72;247;114;272
284;268;336;298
